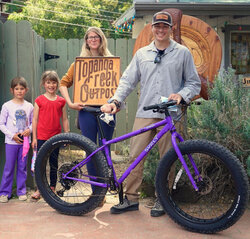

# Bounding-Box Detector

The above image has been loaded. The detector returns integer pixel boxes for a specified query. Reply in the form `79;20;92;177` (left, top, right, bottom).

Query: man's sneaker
150;198;165;217
110;196;139;214
18;195;27;201
0;195;8;203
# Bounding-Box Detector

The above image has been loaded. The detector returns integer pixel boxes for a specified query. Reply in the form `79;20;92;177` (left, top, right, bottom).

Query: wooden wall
0;20;44;183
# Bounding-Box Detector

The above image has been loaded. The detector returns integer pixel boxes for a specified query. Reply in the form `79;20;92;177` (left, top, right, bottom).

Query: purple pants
0;144;27;198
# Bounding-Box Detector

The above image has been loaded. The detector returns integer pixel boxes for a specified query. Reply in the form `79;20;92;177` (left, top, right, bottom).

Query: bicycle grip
82;106;101;114
143;100;178;111
143;104;159;111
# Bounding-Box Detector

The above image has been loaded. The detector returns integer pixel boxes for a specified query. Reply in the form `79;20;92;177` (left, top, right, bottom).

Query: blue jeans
78;110;115;191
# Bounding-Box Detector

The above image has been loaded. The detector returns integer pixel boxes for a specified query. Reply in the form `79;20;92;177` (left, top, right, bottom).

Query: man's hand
101;103;119;114
168;93;182;104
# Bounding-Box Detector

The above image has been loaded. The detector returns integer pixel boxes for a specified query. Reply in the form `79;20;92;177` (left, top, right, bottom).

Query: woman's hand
69;102;85;111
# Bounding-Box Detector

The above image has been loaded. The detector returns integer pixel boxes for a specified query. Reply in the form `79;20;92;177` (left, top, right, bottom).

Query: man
101;11;201;217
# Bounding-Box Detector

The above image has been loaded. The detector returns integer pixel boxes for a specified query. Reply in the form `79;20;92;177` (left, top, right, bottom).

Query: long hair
80;27;112;57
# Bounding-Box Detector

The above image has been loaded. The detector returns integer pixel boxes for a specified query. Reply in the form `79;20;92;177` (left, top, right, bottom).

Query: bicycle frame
63;114;201;191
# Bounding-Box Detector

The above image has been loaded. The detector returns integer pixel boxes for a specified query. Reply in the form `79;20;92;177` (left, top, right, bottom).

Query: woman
59;27;115;198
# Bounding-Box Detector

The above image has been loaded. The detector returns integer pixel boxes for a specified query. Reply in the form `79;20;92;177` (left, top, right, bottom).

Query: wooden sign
73;57;120;105
242;77;250;87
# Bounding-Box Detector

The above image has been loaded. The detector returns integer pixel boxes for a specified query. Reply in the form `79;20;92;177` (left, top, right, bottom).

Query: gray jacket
112;39;201;119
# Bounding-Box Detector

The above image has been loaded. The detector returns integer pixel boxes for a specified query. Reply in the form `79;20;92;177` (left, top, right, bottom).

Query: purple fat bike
35;101;249;234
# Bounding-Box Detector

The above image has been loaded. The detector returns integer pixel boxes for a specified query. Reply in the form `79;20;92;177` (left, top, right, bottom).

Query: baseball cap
152;12;172;27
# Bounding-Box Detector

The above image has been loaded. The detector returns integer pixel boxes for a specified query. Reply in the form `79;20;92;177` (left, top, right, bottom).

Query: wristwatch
110;99;121;109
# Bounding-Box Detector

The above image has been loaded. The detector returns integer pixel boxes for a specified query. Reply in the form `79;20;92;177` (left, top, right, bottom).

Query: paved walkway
0;197;249;239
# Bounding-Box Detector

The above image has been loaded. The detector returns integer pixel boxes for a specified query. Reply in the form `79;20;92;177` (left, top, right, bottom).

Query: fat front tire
156;139;249;233
35;133;109;215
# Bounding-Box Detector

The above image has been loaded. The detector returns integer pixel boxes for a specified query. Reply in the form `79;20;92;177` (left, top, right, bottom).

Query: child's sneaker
0;195;8;203
18;195;27;201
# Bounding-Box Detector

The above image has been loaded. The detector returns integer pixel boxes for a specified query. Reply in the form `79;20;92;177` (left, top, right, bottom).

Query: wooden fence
0;20;137;180
0;20;45;181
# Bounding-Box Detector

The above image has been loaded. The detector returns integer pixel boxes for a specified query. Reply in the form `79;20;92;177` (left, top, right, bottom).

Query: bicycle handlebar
143;100;178;111
82;106;102;114
82;100;184;114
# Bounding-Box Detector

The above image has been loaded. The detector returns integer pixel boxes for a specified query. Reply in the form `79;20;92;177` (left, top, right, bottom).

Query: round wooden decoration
133;15;222;100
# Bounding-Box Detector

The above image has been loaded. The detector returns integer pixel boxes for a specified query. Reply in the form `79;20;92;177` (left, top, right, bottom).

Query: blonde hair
80;27;112;57
40;70;60;92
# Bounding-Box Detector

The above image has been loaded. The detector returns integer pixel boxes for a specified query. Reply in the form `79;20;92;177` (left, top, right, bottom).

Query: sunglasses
154;53;162;64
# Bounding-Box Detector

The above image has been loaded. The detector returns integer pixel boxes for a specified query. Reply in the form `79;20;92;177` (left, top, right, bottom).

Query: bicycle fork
171;132;202;191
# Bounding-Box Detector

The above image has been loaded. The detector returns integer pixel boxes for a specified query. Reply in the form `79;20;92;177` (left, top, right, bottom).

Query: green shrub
143;147;159;185
141;146;159;197
247;156;250;177
188;68;249;168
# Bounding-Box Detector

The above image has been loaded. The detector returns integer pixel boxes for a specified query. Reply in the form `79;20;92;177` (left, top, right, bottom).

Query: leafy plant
247;156;250;177
188;68;249;169
141;146;159;197
7;0;133;39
